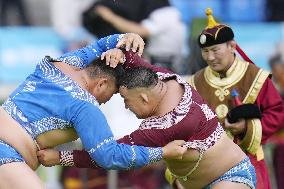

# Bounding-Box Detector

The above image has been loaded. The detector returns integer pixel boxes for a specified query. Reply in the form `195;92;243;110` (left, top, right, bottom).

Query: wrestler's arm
256;78;284;144
57;34;124;69
59;128;178;168
71;102;163;170
39;128;177;168
117;129;173;146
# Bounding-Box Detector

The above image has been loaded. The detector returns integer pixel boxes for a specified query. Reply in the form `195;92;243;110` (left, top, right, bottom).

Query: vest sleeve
123;50;174;74
117;128;173;146
59;150;98;168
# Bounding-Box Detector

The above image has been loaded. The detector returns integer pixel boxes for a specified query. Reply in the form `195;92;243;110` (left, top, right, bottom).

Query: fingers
36;150;44;157
103;51;119;67
116;33;145;56
179;147;188;158
224;118;232;129
36;149;60;167
176;146;187;160
101;52;106;63
116;38;125;49
162;140;188;160
131;39;139;53
173;140;186;146
224;118;236;133
105;52;112;66
101;49;124;68
110;49;122;68
224;118;246;136
137;42;144;57
125;38;132;52
37;150;45;164
119;55;126;64
116;37;131;51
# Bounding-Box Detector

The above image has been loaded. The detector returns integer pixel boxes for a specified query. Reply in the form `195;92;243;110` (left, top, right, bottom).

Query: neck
53;62;91;91
79;70;91;92
150;81;168;116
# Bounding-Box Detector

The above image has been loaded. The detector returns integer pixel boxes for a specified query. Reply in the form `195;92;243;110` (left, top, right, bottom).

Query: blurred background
0;0;284;188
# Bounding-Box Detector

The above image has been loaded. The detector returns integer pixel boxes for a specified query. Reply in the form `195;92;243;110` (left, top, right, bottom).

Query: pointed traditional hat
198;8;255;64
198;8;234;48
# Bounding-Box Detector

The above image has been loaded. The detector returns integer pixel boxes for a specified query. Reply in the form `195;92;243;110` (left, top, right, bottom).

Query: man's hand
162;140;187;160
116;33;145;56
101;48;125;68
224;118;247;136
37;149;60;167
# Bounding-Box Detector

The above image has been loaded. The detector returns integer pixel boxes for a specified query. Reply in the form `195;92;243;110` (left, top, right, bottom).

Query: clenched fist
37;149;60;167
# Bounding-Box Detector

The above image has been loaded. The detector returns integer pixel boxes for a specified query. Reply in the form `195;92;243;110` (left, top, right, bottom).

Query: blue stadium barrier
0;27;64;83
170;0;222;24
231;22;282;70
223;0;266;22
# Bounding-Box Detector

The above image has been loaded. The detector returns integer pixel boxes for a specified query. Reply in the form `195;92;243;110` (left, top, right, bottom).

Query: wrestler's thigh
0;162;45;189
211;181;250;189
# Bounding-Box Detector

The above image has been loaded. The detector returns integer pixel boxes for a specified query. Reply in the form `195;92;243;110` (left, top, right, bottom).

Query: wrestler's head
198;8;236;74
85;58;125;104
118;67;166;119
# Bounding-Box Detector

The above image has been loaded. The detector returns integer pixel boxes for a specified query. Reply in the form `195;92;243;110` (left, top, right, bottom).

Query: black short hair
118;67;158;89
86;58;125;87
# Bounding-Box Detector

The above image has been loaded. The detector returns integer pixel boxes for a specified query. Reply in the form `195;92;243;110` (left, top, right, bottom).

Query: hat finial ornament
206;8;219;29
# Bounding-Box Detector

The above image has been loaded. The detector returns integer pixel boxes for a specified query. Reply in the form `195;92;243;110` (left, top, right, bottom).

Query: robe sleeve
255;78;284;144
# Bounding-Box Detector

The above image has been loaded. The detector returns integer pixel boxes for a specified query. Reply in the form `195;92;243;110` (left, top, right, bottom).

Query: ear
140;93;149;104
93;78;108;94
229;40;237;50
98;78;108;88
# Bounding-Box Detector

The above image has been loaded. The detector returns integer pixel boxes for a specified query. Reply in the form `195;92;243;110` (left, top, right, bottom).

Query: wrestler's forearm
60;148;161;169
60;143;183;169
59;136;133;168
60;130;170;168
74;105;164;170
58;34;124;69
59;150;98;168
59;137;135;168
